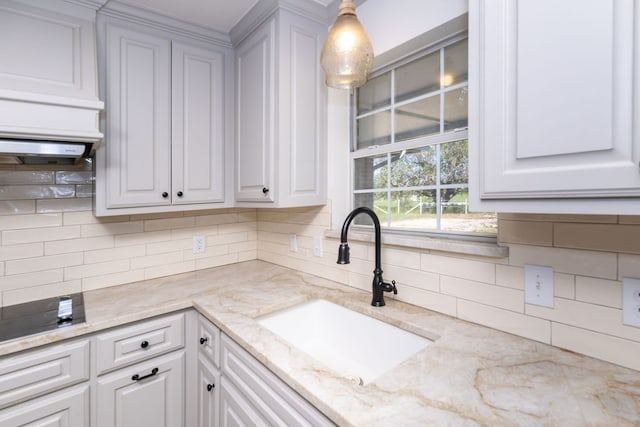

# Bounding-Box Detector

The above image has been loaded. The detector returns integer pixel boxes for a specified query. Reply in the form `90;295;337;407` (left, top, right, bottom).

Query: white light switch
524;264;554;308
313;236;323;257
622;278;640;327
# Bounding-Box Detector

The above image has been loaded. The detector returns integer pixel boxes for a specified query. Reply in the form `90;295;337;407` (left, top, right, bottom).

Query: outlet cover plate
193;235;205;254
289;234;298;252
622;278;640;327
524;264;554;308
313;236;322;257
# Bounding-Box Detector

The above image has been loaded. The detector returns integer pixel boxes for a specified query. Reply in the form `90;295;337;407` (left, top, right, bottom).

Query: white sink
257;299;432;385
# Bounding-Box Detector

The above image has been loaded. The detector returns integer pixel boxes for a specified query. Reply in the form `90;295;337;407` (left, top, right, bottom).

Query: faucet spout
337;207;397;307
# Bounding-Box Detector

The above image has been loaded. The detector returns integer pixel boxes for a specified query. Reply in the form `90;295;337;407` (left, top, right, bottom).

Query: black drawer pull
177;191;183;197
162;192;168;198
199;337;208;345
262;187;269;194
140;340;149;349
131;367;158;382
207;383;215;392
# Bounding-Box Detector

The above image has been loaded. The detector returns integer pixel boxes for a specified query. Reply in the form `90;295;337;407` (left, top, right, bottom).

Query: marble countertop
2;260;639;426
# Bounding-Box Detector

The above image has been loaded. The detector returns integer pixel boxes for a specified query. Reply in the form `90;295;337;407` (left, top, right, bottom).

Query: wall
257;206;640;372
0;160;257;307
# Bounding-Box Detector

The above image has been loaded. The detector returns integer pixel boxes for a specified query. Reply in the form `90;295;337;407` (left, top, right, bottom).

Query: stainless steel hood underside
0;139;95;164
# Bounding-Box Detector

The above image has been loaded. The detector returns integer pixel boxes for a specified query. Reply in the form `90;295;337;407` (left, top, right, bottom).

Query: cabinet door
220;376;268;427
96;351;184;427
470;0;640;209
197;354;220;427
235;20;275;202
0;384;89;427
172;42;226;205
104;24;171;208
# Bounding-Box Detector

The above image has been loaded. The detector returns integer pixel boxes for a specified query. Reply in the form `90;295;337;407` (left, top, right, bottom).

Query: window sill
324;229;508;259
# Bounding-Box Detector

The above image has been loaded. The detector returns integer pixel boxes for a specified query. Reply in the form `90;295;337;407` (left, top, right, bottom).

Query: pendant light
320;0;374;90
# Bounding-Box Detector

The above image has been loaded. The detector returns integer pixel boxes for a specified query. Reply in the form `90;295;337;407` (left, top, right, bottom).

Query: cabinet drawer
197;314;220;368
96;312;185;375
0;384;89;427
221;334;334;427
0;340;90;409
96;351;185;427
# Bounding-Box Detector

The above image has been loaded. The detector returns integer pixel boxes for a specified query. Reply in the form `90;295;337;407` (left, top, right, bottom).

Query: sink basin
257;299;432;385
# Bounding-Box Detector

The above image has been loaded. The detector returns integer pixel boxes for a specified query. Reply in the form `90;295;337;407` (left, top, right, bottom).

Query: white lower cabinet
96;351;185;427
0;384;90;427
0;339;91;427
220;334;334;427
0;310;333;427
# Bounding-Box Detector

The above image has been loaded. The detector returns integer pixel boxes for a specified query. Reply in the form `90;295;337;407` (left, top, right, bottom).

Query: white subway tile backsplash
508;244;618;279
130;252;184;270
0;269;64;291
575;276;622;309
64;211;128;225
458;300;551;344
37;198;93;213
0;213;61;230
144;216;195;232
0;185;75;200
552;323;640;371
84;245;146;264
144;260;195;280
441;276;524;313
395;284;457;317
6;253;83;275
0;171;54;185
3;279;82;306
81;221;144;238
0;200;35;215
44;236;114;255
2;226;81;245
64;259;131;280
55;171;92;184
421;253;496;284
114;230;171;247
0;242;43;261
82;270;146;292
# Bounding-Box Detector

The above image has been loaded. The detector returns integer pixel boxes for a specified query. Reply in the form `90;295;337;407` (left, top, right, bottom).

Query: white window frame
349;32;495;242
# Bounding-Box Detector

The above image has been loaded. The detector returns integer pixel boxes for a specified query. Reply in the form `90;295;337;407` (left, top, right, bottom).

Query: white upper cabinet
0;0;103;141
95;9;234;216
470;0;640;214
234;7;327;207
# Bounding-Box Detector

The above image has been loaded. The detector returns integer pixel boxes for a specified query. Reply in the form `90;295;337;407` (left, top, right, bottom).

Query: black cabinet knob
177;191;183;197
199;337;208;345
162;192;168;198
140;340;149;349
262;187;269;194
207;383;215;392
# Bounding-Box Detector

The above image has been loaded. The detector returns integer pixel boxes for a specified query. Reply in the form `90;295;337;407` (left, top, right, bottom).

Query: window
351;36;496;236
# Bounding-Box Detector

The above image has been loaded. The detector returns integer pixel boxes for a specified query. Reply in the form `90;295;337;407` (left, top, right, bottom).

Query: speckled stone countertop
2;260;639;426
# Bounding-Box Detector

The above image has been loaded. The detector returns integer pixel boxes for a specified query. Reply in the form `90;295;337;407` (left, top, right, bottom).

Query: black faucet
337;207;397;307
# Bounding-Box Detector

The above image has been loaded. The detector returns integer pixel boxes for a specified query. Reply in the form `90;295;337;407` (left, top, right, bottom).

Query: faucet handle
382;280;398;295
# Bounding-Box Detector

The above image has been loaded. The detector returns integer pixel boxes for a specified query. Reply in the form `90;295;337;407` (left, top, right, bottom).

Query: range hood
0;139;96;164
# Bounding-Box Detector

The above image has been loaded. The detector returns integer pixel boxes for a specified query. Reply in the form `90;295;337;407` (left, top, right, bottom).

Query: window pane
443;39;468;86
353;193;388;226
395;95;440;142
440;140;468;185
389;147;436;188
357;111;391;149
440;189;497;234
354;155;388;190
388;190;438;230
395;51;440;103
444;87;468;131
357;72;391;114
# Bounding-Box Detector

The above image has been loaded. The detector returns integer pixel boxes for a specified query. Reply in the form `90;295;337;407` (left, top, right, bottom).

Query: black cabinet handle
199;337;208;345
177;191;183;197
140;340;149;349
207;383;215;392
162;192;168;198
262;187;269;194
131;367;158;382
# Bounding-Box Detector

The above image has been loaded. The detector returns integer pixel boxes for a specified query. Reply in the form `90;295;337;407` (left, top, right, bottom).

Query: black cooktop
0;293;86;342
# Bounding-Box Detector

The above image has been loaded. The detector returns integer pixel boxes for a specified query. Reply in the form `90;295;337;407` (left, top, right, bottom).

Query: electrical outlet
289;234;298;252
313;236;323;257
622;278;640;327
524;264;554;308
192;235;205;254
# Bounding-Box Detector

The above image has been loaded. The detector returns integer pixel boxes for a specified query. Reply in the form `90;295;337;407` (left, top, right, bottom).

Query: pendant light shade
320;0;374;90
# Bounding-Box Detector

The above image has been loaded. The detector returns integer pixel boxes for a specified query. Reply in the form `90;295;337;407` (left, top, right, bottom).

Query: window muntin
352;37;496;236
